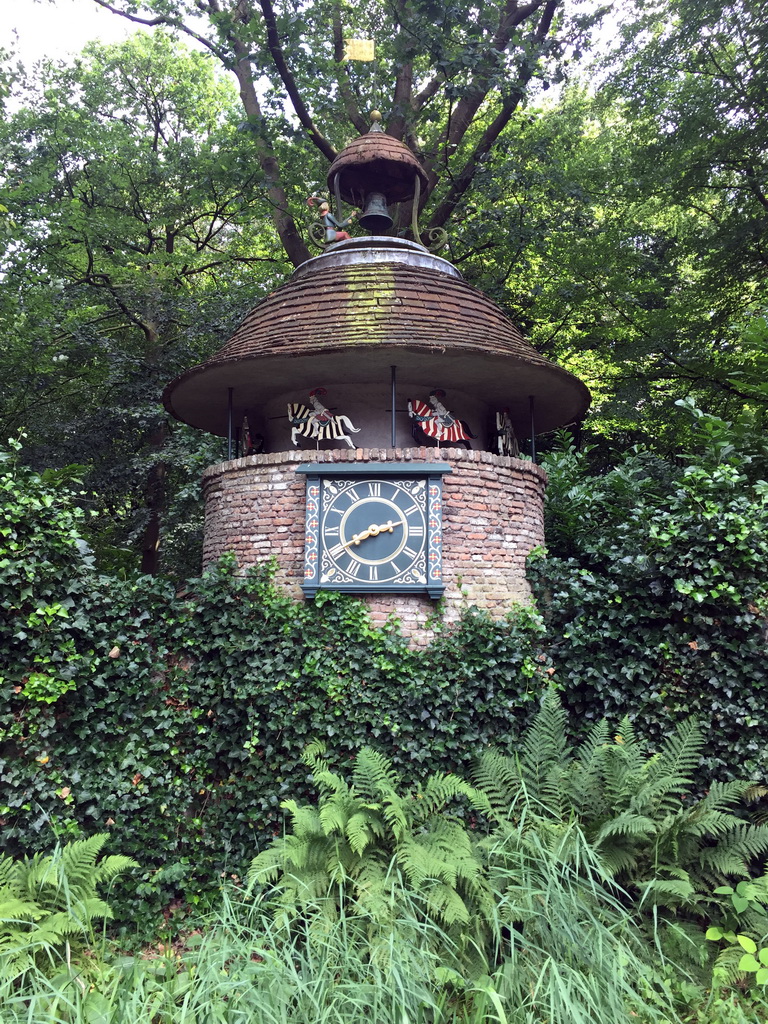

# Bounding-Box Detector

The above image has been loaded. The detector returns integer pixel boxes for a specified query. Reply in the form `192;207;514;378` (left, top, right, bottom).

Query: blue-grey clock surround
298;463;452;599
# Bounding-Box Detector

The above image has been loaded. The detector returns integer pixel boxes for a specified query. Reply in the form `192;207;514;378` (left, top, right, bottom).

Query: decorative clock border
297;462;452;599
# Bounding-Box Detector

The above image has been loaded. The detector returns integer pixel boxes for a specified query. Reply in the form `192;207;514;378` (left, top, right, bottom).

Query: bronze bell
358;191;393;233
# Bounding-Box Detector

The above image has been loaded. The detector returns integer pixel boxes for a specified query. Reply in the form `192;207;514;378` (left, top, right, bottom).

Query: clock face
319;477;428;586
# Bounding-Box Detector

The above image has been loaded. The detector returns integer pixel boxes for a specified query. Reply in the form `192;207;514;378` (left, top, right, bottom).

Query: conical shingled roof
327;127;428;205
163;236;590;438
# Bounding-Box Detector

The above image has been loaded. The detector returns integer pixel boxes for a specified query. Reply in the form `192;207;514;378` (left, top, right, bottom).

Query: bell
358;191;393;233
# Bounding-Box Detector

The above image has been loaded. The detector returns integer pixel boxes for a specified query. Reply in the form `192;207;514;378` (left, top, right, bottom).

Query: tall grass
483;819;675;1024
1;823;695;1024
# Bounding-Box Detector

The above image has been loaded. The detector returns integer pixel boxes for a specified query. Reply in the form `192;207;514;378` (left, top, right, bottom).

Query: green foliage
3;419;768;935
0;873;683;1024
475;691;768;918
532;413;768;783
0;31;279;575
0;834;137;983
248;744;493;960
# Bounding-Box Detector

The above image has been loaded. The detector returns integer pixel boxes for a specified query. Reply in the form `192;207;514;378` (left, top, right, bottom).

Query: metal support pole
529;395;536;463
334;173;342;222
390;365;397;447
227;387;234;461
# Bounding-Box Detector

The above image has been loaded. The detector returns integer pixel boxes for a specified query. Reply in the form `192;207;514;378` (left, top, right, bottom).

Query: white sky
4;0;135;65
6;0;621;68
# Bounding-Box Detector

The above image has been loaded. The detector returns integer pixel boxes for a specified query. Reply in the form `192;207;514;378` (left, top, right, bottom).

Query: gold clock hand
367;519;404;537
341;520;404;549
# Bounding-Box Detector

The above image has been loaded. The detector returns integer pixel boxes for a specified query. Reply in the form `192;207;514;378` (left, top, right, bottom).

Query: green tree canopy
1;31;281;573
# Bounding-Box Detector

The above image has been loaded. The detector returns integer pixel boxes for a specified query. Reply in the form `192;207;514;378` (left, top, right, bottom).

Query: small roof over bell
327;112;428;207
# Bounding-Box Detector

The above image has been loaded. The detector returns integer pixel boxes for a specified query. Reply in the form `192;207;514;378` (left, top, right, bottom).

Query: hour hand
345;519;404;547
366;519;404;538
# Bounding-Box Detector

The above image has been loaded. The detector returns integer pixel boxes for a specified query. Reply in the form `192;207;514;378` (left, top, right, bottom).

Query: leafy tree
1;31;278;574
527;0;768;444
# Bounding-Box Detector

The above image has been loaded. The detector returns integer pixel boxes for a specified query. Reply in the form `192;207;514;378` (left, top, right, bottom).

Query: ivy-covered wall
2;416;767;929
0;557;546;927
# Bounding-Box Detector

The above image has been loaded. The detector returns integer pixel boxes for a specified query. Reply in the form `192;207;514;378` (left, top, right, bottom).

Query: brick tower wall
201;448;547;640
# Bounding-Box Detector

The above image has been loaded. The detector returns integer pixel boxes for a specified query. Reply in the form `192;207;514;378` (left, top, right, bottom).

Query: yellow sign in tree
343;39;375;61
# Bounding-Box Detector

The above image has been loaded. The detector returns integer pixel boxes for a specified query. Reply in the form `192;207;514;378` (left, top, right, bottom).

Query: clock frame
298;463;451;598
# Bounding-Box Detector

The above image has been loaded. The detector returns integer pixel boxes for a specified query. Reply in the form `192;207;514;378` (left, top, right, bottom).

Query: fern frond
281;800;322;840
415;773;490;821
0;897;45;923
693;780;751;816
0;857;19;894
630;773;694;817
570;720;612;816
379;794;409;841
472;749;524;817
699;824;768;879
318;793;360;837
423;881;470;926
352;747;402;802
344;811;376;856
681;809;743;840
575;719;611;774
657;718;703;784
711;941;751;987
636;877;696;907
247;846;286;888
59;834;109;894
593;811;656;842
594;843;640;877
44;897;114;935
21;854;60;902
519;688;571;796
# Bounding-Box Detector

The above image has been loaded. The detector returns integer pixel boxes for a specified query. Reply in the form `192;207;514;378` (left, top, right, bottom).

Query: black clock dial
320;478;428;585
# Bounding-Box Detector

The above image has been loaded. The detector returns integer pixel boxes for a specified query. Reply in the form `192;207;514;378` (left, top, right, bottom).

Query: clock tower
163;116;590;638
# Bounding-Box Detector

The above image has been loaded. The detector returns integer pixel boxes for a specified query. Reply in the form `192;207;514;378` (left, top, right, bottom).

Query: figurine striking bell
358;192;393;233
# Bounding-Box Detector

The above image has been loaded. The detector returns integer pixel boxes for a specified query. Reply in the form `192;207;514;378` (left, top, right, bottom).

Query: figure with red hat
307;196;356;243
408;389;476;448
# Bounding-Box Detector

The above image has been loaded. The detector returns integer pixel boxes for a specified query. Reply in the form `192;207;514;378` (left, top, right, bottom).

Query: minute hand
344;519;404;548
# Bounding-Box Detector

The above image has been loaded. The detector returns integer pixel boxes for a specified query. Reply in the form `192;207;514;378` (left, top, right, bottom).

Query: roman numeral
346;560;362;578
403;546;418;559
368;565;378;582
368;482;381;497
346;487;360;503
329;543;347;559
404;504;419;516
324;525;340;537
408;525;424;537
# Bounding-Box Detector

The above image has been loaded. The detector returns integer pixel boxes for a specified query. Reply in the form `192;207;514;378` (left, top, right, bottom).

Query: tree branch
388;62;413;141
427;88;524;231
258;0;337;161
332;4;367;134
412;73;443;114
443;0;558;157
744;165;768;211
428;0;559;231
92;0;230;64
